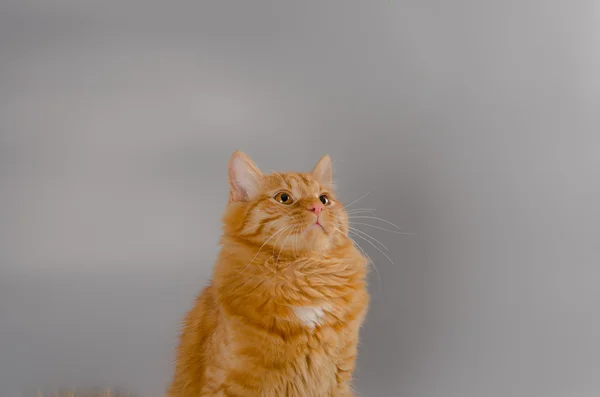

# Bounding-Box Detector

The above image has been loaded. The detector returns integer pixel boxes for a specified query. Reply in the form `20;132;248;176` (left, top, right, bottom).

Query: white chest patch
292;305;329;329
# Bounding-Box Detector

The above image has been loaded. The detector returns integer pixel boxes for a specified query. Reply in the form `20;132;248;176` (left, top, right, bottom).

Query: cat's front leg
334;328;360;396
336;383;357;397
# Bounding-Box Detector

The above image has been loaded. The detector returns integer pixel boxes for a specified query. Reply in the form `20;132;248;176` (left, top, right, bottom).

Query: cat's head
223;151;349;253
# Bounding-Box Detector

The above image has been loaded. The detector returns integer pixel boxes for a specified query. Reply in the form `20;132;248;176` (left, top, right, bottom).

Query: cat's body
167;152;369;397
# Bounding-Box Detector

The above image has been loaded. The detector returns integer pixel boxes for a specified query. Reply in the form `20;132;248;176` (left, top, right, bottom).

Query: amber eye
319;194;330;205
274;191;294;205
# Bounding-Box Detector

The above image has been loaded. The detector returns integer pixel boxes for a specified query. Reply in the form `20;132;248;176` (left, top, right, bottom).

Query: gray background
1;1;599;396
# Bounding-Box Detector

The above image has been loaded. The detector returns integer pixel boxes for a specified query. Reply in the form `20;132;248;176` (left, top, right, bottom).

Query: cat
166;151;370;397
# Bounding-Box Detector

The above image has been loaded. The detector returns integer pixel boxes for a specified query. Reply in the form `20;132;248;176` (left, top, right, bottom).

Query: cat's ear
312;154;333;187
228;151;263;202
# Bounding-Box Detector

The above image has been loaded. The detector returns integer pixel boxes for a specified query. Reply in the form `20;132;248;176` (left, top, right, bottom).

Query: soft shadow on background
1;1;599;396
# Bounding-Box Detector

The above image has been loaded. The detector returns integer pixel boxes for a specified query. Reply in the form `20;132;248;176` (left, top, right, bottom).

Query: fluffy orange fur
167;152;370;397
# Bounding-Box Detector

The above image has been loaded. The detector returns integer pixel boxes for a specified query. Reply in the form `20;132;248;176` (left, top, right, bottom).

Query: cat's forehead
264;172;321;197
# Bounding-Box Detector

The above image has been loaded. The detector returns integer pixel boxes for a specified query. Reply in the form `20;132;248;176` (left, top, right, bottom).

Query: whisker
349;230;395;265
348;226;389;251
347;215;404;231
276;226;296;264
333;227;382;289
346;210;376;218
238;225;293;275
291;226;299;258
346;208;376;214
351;222;414;235
272;223;293;257
344;190;373;208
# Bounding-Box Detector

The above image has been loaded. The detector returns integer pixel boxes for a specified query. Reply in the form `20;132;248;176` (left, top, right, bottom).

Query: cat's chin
306;223;325;232
301;226;332;251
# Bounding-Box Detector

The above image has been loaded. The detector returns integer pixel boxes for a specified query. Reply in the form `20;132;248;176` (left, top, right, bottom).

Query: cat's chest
292;304;331;329
270;339;340;397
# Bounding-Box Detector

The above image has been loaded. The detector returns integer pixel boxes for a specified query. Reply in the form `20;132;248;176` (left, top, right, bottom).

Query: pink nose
307;202;324;215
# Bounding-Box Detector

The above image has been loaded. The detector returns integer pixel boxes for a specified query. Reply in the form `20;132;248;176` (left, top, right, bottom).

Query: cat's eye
274;191;294;205
319;194;331;205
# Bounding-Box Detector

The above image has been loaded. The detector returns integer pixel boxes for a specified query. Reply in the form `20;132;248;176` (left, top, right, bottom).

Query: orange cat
167;151;370;397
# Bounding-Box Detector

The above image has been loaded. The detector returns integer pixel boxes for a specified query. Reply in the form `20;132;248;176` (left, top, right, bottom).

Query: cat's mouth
307;220;325;232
